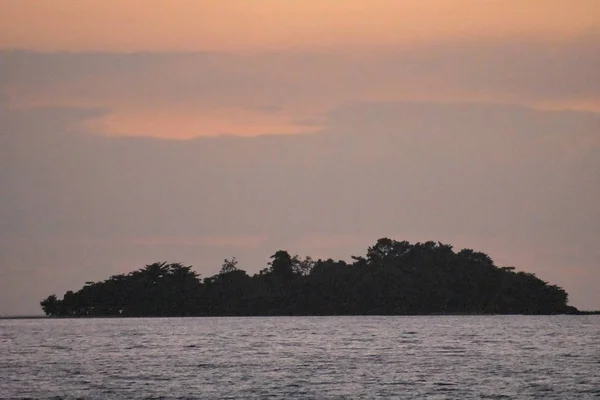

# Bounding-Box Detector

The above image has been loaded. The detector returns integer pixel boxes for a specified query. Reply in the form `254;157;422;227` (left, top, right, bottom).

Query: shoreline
3;311;599;320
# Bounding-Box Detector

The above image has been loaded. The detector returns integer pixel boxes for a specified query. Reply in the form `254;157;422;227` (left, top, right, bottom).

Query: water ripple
1;316;599;399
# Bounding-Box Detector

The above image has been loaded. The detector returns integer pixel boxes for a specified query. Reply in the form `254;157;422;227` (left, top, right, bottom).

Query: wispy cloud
2;36;599;139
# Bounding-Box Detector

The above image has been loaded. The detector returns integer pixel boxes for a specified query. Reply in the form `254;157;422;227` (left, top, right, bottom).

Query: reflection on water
1;316;599;399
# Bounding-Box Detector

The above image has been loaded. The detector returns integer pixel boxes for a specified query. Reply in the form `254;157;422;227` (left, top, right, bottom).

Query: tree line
40;238;578;316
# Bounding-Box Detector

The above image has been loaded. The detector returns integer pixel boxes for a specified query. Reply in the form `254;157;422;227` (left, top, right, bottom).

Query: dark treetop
41;238;578;317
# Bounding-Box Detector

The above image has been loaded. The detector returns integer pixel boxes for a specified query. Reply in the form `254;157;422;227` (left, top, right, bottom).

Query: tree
220;257;239;274
39;238;577;317
270;250;295;282
40;295;59;316
292;256;314;276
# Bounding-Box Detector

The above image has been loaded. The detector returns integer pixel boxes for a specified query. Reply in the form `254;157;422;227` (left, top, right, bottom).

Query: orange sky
2;0;599;52
1;0;599;138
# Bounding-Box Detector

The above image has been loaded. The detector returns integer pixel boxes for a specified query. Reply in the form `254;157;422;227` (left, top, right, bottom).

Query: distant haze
1;1;599;314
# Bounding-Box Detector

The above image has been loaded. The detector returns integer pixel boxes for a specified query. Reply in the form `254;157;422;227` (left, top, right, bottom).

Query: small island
41;238;579;317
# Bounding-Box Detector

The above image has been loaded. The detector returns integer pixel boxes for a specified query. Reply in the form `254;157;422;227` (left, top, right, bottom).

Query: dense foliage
41;238;577;316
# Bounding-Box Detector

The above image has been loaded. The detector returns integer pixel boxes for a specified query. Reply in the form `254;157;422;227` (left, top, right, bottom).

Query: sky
1;1;599;315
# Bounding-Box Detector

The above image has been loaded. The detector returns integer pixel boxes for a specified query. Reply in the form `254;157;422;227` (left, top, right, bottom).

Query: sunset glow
2;1;599;52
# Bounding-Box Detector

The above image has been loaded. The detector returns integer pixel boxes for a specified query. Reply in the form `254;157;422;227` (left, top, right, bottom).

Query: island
40;238;580;316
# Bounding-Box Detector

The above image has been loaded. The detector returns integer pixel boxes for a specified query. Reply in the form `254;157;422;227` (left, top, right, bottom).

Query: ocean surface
1;316;599;399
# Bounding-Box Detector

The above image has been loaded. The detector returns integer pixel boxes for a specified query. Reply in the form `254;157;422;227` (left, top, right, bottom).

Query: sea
1;316;599;399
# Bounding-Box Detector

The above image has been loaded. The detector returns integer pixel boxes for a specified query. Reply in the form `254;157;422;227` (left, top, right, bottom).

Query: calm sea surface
1;316;599;399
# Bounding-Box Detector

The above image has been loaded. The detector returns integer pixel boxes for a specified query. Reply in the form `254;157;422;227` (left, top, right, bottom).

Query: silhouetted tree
270;251;295;282
40;294;59;316
40;239;578;317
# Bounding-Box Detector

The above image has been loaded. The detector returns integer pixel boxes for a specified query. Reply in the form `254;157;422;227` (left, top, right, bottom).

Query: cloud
2;35;598;140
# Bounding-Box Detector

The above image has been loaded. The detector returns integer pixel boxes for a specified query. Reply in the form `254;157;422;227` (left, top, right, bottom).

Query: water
1;316;599;399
